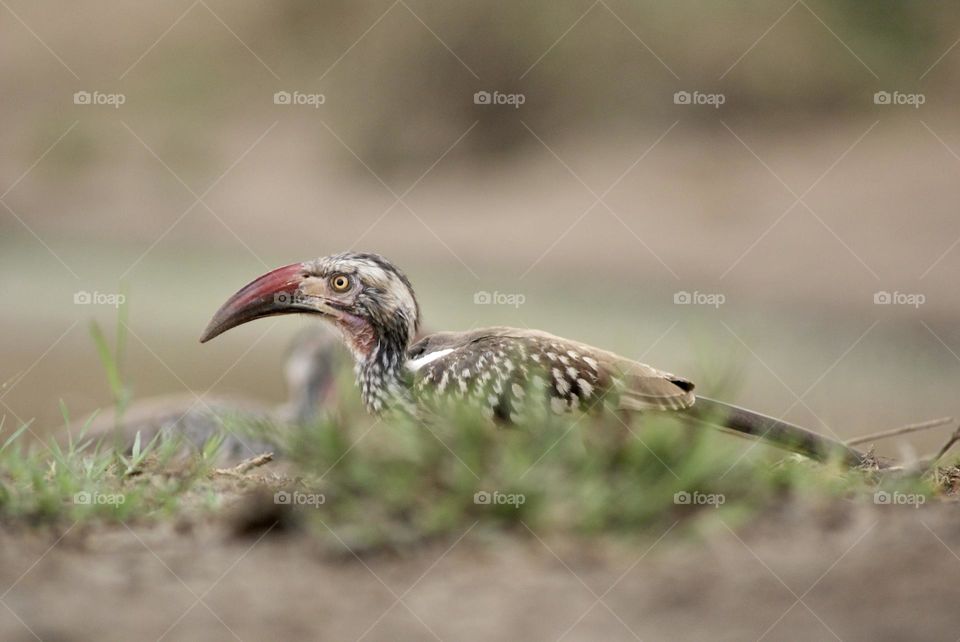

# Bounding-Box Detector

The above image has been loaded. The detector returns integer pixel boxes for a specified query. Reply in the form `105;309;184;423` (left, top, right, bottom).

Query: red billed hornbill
200;252;867;467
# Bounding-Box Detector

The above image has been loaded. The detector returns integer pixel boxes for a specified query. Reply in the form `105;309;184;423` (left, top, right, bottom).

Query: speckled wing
407;327;694;421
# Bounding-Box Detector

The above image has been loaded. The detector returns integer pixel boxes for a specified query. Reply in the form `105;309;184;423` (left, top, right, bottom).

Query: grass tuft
0;311;946;549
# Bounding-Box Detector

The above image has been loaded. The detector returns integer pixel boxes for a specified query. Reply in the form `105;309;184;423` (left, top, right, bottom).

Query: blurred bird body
78;326;346;461
200;252;868;466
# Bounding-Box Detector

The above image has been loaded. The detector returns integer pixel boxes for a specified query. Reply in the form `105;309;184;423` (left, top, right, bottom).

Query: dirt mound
1;498;957;641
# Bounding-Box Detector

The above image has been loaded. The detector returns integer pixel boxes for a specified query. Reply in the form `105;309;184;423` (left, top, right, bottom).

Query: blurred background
2;1;960;455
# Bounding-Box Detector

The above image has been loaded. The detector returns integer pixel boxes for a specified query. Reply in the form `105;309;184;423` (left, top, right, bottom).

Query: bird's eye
330;274;351;292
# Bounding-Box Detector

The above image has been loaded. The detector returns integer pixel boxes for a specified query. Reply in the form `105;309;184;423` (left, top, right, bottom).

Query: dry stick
213;452;274;478
881;423;960;476
845;417;954;446
930;426;960;465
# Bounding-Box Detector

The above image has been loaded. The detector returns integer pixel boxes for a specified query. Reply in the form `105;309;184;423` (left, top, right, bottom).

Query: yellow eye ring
330;274;351;292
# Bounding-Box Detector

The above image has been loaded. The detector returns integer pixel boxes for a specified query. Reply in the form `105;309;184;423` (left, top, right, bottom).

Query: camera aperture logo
74;290;126;308
474;90;525;109
474;290;525;308
674;290;725;308
274;90;326;108
73;90;125;108
474;490;525;508
273;291;313;306
873;291;924;308
873;90;924;108
73;491;125;506
673;90;725;108
673;490;725;507
873;490;924;508
274;490;325;507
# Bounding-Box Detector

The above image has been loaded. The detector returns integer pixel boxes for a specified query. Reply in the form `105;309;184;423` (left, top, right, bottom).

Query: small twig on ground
929;427;960;466
213;452;274;478
889;424;960;477
846;417;954;446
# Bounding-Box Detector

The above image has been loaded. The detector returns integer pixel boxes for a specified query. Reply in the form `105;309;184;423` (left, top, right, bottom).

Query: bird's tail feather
683;396;868;468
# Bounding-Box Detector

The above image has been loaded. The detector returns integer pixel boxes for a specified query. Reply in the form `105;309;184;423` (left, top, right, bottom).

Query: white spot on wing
406;348;454;372
578;379;594;397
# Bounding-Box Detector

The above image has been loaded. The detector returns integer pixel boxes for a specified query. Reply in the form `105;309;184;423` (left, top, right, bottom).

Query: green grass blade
1;421;31;454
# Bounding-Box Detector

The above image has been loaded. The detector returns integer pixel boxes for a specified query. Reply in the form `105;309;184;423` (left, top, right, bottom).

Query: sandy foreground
1;489;957;642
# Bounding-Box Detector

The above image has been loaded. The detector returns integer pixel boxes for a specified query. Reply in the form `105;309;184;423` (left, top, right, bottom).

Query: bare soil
2;481;959;642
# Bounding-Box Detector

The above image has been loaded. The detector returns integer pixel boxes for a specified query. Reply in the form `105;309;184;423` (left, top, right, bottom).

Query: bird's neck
347;318;414;414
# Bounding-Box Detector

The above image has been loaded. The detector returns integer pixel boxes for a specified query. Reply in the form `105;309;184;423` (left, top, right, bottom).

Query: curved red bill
200;262;307;343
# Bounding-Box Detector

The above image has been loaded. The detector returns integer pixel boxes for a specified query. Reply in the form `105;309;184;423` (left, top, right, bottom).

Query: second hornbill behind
200;252;867;467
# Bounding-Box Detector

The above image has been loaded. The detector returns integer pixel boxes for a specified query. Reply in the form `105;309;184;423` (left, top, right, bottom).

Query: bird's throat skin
335;312;378;363
336;312;412;414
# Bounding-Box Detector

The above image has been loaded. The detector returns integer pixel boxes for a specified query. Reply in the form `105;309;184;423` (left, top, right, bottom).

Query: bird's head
200;252;420;362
